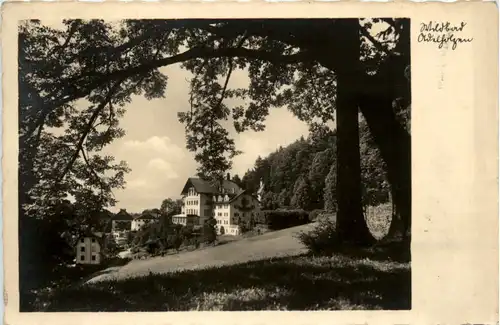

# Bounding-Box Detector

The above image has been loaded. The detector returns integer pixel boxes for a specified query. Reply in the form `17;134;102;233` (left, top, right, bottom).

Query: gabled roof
99;209;115;219
228;190;261;204
135;213;157;220
180;178;242;195
112;209;133;221
75;232;105;247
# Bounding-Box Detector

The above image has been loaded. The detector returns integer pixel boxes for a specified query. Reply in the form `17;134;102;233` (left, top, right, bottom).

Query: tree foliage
160;198;182;216
324;163;338;212
239;122;390;214
202;216;217;245
240;130;337;210
290;177;312;210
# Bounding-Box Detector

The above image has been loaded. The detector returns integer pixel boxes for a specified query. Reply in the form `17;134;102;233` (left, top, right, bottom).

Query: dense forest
237;116;399;213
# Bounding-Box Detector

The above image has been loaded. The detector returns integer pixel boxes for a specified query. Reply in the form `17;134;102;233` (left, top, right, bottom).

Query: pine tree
291;177;312;210
324;163;337;212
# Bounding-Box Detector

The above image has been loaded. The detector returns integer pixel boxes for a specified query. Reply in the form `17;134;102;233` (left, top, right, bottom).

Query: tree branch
80;145;108;193
56;80;124;184
360;26;391;56
28;45;312;140
214;34;247;112
82;45;312;82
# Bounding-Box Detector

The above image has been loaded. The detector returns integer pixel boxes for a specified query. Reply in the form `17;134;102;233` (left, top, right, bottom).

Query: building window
91;255;96;261
218;212;222;216
80;247;85;252
92;238;96;243
80;255;85;261
80;238;84;243
234;212;239;217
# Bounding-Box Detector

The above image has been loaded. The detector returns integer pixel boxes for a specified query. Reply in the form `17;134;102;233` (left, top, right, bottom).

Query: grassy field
33;243;410;311
29;208;410;311
87;223;316;283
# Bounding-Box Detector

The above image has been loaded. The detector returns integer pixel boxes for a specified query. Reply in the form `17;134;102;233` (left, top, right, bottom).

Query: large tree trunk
334;20;374;246
357;19;411;241
358;95;411;240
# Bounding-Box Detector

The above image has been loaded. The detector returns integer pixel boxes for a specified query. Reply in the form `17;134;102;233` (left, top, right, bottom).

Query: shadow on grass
335;240;411;264
28;245;410;312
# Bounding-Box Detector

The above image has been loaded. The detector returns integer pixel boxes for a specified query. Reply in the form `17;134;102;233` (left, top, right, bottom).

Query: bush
317;210;336;222
308;209;324;222
103;257;132;268
202;217;217;245
297;218;339;255
260;209;309;230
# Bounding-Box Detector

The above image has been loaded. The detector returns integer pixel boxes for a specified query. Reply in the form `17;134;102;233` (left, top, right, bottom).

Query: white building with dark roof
173;174;261;235
75;232;104;265
111;209;133;246
131;213;158;231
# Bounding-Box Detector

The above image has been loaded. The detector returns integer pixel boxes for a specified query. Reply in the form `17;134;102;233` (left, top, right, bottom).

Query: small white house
75;233;103;265
131;214;158;231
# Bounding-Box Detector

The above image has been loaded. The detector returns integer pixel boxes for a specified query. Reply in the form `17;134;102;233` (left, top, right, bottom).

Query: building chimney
226;173;231;181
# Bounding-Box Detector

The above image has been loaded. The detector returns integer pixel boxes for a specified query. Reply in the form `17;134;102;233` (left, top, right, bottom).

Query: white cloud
126;179;148;189
147;158;179;179
123;136;185;160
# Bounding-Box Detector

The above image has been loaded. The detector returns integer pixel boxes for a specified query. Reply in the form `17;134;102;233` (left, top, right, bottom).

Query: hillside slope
88;223;317;283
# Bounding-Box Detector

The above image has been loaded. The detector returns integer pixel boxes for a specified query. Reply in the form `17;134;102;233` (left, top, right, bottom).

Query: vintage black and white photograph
18;17;411;312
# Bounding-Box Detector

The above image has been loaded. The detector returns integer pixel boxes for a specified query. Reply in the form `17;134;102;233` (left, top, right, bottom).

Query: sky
101;65;310;213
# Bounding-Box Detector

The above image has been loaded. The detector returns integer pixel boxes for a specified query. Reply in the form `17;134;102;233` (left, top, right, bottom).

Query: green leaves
160;198;182;216
290;177;312;210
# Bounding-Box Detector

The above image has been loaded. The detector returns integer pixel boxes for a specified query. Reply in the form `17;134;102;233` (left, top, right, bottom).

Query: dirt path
87;223;316;283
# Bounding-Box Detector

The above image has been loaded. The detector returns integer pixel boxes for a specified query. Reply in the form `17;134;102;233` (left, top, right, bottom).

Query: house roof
180;177;242;195
227;190;261;204
75;232;105;247
134;213;157;220
112;209;133;221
